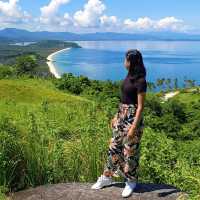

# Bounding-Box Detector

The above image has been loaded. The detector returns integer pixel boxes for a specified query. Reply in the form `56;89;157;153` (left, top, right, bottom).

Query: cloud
99;15;124;32
0;0;21;17
123;16;185;32
40;0;70;18
0;0;32;28
124;17;154;30
156;17;184;31
100;15;118;26
59;12;73;26
73;0;106;28
0;0;32;26
39;0;73;31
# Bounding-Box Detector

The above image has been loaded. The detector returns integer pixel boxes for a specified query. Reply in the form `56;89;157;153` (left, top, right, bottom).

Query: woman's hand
110;116;117;128
127;124;137;139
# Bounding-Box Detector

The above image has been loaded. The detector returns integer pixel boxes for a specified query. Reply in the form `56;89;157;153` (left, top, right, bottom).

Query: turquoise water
52;41;200;87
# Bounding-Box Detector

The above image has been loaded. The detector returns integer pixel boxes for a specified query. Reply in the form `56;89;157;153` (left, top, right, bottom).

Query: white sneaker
91;174;113;189
121;181;136;198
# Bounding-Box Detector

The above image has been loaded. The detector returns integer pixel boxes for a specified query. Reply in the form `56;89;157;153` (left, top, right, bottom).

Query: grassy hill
0;77;199;200
0;78;91;104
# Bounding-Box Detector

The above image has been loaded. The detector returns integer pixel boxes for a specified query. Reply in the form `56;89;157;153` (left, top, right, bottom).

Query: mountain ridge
1;28;200;42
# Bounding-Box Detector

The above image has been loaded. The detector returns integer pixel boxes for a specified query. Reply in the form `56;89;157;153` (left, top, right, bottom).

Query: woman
91;49;147;198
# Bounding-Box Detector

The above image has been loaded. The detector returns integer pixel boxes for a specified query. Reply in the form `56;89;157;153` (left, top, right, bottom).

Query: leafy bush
161;98;187;123
0;65;16;79
53;73;91;94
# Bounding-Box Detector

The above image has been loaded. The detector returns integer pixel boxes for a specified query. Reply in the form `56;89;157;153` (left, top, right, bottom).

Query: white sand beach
160;90;180;103
163;91;180;100
46;48;71;79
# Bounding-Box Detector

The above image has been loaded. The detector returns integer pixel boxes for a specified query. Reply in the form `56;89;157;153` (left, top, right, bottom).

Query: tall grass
0;96;113;190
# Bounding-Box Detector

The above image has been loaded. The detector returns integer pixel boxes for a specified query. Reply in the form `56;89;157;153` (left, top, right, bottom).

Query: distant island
1;28;200;42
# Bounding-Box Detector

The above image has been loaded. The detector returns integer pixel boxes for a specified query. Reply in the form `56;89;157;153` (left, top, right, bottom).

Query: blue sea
51;40;200;88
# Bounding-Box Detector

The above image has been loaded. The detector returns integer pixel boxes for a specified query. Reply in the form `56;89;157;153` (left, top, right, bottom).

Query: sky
0;0;199;33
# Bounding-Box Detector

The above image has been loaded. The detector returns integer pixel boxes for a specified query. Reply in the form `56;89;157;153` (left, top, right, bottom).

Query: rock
8;182;188;200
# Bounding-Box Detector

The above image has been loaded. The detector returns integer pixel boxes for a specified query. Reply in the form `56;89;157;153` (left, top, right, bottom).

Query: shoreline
46;47;71;79
160;90;180;103
163;90;180;100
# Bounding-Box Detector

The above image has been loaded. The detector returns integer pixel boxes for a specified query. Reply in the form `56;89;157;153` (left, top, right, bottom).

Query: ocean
50;40;200;88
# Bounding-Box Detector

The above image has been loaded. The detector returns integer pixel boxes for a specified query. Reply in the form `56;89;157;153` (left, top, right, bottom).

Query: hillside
0;78;89;104
0;77;199;200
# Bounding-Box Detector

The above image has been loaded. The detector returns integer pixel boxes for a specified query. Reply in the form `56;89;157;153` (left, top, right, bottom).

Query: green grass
0;78;92;104
174;90;200;104
0;77;113;196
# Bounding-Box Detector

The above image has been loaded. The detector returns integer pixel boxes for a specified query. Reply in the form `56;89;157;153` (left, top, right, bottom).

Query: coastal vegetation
0;45;199;199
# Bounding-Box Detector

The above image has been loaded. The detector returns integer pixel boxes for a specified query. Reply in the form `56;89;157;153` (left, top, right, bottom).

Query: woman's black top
120;75;147;105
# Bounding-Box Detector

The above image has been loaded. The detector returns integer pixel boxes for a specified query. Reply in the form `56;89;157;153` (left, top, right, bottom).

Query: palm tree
147;82;156;92
160;78;165;92
183;76;188;89
174;78;178;90
165;78;172;92
156;78;163;92
189;79;196;88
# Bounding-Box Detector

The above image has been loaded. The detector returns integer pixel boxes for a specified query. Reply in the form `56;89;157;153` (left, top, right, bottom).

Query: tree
156;78;163;91
147;82;156;92
15;55;38;76
165;78;172;91
0;65;16;79
173;78;178;90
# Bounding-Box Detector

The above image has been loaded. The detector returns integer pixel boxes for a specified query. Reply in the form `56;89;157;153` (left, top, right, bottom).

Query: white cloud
73;0;106;28
40;0;70;18
99;15;124;32
0;0;21;17
124;17;154;30
39;0;72;31
59;12;73;26
123;16;185;32
156;17;184;31
100;15;118;26
0;0;31;20
0;0;32;26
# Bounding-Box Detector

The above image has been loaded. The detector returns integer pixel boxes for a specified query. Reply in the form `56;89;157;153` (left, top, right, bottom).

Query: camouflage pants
104;102;144;182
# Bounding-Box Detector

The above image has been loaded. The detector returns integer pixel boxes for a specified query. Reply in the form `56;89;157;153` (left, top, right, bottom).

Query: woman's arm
128;92;146;136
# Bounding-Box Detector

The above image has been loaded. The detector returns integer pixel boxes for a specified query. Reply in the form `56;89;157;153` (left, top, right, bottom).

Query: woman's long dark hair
125;49;146;82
